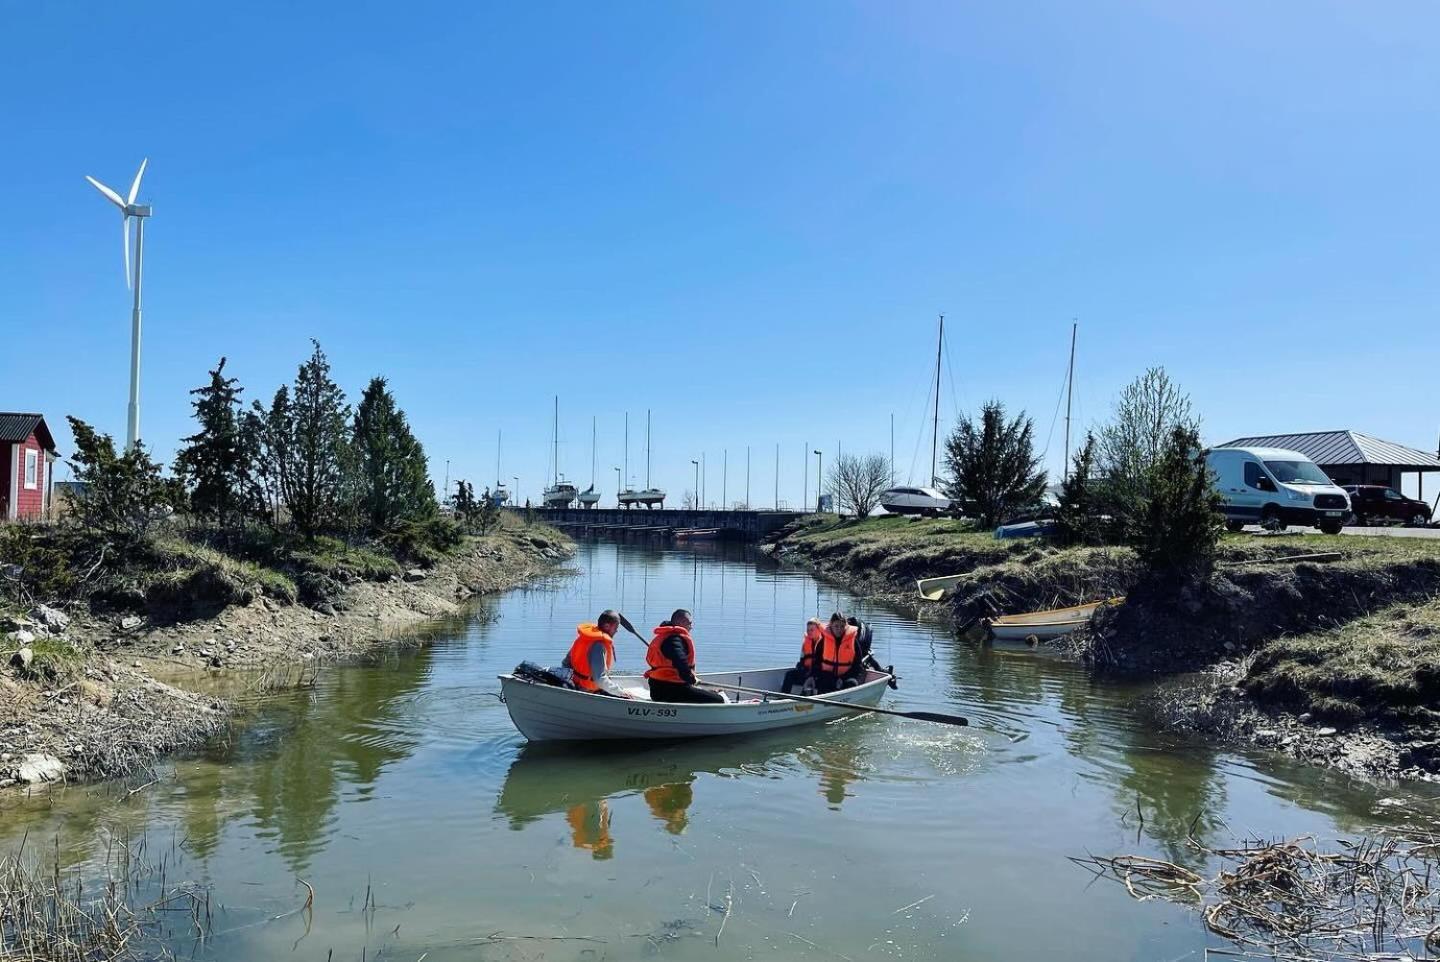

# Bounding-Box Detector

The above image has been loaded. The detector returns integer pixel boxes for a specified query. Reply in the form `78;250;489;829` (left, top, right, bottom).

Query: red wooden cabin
0;414;58;521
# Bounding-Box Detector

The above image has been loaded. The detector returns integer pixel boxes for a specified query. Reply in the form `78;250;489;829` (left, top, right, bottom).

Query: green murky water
4;539;1439;960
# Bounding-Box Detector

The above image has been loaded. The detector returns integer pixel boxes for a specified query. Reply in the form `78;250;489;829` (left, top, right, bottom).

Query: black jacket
656;632;698;685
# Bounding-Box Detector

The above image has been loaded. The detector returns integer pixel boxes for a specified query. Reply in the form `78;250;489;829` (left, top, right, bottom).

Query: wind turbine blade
126;158;148;205
86;175;126;208
123;216;131;290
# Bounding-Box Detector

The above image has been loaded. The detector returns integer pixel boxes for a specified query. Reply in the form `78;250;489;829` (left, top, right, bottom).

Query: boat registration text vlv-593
626;706;679;717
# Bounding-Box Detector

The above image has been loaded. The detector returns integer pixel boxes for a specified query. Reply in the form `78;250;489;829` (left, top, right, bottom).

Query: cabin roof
0;413;56;453
1218;430;1440;470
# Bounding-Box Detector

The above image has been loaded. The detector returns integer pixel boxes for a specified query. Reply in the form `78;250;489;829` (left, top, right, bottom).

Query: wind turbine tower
85;159;151;451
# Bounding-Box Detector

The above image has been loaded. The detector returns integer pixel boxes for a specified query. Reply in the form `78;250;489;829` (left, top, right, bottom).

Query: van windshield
1264;460;1331;485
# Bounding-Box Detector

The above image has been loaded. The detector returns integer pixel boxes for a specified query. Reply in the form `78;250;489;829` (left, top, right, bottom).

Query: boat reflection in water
496;722;873;855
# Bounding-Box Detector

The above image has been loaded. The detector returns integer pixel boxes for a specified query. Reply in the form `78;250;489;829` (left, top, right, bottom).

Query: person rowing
562;609;632;699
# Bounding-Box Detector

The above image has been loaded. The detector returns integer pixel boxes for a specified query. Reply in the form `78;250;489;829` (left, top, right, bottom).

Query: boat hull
984;599;1119;640
500;668;891;742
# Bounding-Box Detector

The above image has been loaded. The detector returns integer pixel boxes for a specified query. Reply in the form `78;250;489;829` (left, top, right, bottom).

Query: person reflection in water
565;799;614;860
643;779;695;835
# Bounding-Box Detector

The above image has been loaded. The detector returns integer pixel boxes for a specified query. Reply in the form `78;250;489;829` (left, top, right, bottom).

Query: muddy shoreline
765;517;1440;782
1;525;572;793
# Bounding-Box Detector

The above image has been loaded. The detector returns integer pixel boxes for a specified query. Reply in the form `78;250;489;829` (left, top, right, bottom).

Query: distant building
0;413;58;521
1218;430;1440;500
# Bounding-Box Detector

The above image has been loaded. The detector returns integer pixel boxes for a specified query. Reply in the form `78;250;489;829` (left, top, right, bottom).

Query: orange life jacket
567;623;616;693
819;624;858;676
645;624;696;683
800;626;823;670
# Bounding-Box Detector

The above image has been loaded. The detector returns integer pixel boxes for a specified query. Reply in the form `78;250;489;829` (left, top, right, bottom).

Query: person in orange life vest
781;618;825;694
562;609;631;698
645;608;726;704
815;612;866;694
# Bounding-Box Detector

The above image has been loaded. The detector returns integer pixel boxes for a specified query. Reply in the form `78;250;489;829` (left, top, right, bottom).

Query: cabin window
24;449;38;489
1242;462;1264;488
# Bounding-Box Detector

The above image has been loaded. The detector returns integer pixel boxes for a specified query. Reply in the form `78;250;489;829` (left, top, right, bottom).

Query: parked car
879;486;954;517
1205;446;1351;535
1342;485;1434;527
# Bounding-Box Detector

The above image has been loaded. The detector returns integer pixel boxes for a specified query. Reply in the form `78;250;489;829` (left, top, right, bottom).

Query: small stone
16;753;65;784
9;648;33;670
1298;713;1313;723
404;568;426;582
1317;727;1338;737
7;629;37;647
120;615;143;631
132;661;142;668
172;645;185;655
28;605;70;635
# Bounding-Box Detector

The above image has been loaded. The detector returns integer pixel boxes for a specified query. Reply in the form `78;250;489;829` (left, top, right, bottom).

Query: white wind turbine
85;159;151;451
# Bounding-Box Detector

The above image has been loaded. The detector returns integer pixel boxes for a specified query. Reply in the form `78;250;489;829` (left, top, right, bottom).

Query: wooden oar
701;680;968;728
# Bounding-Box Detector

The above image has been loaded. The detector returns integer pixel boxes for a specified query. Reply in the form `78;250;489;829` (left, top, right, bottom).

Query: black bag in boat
513;660;573;688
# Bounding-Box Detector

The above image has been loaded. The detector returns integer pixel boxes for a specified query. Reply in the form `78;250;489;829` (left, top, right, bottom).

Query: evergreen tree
1055;433;1104;546
352;376;437;533
1134;425;1226;585
65;417;176;552
1097;367;1198;540
174;357;262;529
264;342;350;538
943;400;1047;529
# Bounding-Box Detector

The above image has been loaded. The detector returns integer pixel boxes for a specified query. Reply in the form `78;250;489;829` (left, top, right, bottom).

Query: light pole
803;440;808;513
814;449;823;512
512;476;519;505
444;459;450;504
690;460;700;509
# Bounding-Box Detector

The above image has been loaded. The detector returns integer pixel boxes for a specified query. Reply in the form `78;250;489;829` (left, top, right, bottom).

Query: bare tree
1097;367;1198;537
828;452;891;518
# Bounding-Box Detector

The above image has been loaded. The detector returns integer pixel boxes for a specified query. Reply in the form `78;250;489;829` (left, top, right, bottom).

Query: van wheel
1259;505;1283;531
1226;520;1245;533
1318;520;1344;535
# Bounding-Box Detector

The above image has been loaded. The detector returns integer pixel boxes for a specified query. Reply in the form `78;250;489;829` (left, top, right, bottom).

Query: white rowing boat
499;668;892;742
917;573;963;601
983;598;1121;641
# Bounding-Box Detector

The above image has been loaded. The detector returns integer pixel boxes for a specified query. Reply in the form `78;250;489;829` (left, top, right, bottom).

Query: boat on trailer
499;668;892;742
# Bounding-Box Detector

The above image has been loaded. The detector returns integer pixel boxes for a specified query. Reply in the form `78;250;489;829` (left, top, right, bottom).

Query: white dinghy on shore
499;668;894;742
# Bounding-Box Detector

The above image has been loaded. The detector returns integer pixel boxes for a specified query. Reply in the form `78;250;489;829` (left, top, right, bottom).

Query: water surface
5;539;1439;960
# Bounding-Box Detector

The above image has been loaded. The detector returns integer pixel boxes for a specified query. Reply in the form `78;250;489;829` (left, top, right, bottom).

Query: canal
4;539;1440;960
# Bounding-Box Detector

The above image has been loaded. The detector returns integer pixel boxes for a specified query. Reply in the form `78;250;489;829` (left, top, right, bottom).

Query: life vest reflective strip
819;625;858;675
645;625;696;683
567;623;615;692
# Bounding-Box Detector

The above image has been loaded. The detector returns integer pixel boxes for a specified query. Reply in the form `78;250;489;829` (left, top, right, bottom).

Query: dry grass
1;830;211;960
1244;598;1440;725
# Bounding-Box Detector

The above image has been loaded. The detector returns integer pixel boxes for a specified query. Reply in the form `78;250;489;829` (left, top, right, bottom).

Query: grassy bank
1;512;571;790
769;516;1440;777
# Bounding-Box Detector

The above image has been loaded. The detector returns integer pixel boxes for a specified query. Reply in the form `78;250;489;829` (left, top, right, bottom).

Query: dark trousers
649;679;726;704
814;673;861;695
781;668;813;693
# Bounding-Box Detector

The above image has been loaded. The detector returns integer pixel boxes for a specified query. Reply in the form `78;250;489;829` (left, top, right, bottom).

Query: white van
1204;446;1351;535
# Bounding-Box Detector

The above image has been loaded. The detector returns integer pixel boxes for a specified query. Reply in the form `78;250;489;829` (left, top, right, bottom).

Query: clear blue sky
4;2;1438;506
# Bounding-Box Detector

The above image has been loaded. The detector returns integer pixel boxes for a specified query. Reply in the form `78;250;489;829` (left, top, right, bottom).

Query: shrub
1132;425;1225;585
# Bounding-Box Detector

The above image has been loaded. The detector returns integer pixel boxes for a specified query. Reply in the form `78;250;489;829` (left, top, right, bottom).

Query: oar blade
904;710;969;727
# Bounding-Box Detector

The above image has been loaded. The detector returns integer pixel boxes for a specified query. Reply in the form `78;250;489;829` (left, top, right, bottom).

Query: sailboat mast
552;396;559;486
496;429;502;486
591;415;596;486
930;314;944;486
624;413;629;489
646;409;652;488
1064;320;1077;481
